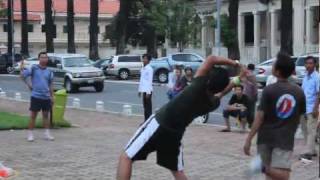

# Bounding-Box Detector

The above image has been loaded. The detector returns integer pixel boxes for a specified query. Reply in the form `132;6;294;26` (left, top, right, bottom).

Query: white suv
106;55;143;80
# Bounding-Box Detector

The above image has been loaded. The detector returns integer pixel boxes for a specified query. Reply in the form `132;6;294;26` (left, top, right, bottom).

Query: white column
253;11;261;61
238;13;245;59
201;16;207;52
293;1;305;55
270;10;277;57
306;7;312;53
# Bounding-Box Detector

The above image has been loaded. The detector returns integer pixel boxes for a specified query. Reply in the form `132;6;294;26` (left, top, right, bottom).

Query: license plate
88;80;94;84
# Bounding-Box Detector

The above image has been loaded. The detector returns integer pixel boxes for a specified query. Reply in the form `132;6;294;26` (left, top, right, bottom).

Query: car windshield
64;57;92;67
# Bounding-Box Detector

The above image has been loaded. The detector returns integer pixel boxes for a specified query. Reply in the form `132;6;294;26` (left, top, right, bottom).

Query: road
0;75;237;126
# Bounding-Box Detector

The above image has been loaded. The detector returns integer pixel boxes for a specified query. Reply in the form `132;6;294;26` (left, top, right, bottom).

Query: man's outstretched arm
195;56;239;78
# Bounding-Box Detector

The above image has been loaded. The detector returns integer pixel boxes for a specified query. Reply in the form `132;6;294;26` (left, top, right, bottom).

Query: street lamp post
215;0;221;55
7;0;14;66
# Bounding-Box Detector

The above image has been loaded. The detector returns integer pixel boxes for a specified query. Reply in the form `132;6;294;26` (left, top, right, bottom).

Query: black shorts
125;115;184;171
30;97;52;112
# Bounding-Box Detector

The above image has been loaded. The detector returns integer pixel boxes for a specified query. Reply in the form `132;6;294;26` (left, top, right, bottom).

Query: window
244;14;254;44
190;55;202;62
47;57;57;68
296;57;319;66
63;25;68;33
118;56;141;62
28;24;34;32
3;24;7;32
172;54;191;62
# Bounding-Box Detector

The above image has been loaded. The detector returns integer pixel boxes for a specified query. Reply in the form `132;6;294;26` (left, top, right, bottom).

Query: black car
0;53;22;73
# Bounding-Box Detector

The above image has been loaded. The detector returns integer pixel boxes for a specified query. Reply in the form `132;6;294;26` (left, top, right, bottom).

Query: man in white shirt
139;54;154;121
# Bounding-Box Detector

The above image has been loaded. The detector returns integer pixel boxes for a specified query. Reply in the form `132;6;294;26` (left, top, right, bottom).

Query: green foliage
0;111;71;130
208;14;237;48
220;14;237;48
144;0;199;49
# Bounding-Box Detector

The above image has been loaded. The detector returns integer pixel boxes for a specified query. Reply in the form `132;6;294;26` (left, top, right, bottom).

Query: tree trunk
44;0;54;53
7;0;13;56
20;0;29;56
227;0;240;60
67;0;76;53
89;0;99;60
280;0;293;55
116;0;130;55
145;26;158;57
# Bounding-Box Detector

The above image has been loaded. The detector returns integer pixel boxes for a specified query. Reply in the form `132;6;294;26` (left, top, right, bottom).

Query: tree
115;0;132;54
44;0;55;52
280;0;293;55
21;0;29;56
226;0;239;60
144;0;197;52
89;0;99;60
7;0;13;56
67;0;76;53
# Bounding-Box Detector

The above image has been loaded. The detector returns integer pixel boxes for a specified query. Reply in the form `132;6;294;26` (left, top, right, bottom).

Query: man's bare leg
27;111;38;141
264;167;290;180
171;170;188;180
42;111;54;140
117;152;133;180
29;111;38;130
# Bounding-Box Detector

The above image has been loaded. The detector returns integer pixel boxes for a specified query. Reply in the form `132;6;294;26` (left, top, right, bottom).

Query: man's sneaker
244;155;264;178
249;155;263;174
44;133;55;141
27;134;34;142
299;153;314;162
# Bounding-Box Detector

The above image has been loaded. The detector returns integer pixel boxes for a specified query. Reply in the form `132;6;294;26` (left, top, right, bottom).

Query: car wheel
6;66;14;74
65;78;78;93
119;69;129;80
157;70;168;83
94;82;104;92
193;114;209;124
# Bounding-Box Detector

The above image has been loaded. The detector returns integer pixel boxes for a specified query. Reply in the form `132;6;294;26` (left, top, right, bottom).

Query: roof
47;53;88;58
3;0;119;15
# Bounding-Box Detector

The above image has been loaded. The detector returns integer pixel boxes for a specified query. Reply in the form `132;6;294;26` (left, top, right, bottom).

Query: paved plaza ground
0;99;318;180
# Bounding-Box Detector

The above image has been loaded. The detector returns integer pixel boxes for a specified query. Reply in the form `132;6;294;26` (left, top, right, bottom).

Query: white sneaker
249;155;263;174
27;132;34;142
44;132;55;141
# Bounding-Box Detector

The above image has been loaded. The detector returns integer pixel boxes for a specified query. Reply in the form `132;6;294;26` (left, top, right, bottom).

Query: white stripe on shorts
125;116;159;159
177;144;184;171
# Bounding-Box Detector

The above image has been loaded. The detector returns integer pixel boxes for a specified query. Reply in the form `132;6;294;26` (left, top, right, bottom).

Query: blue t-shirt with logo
23;65;54;100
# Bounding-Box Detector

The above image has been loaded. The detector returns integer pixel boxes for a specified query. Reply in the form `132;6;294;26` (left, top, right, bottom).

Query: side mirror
56;64;62;69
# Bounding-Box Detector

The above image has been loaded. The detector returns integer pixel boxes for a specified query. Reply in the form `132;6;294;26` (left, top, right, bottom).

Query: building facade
0;0;119;57
196;0;319;63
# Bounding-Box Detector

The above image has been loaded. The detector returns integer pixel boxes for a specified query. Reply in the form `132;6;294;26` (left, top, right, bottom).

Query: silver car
295;53;319;84
47;53;105;93
256;56;298;86
106;55;143;80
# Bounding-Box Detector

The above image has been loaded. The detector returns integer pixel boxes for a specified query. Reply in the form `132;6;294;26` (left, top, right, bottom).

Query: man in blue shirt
300;56;320;161
20;52;55;142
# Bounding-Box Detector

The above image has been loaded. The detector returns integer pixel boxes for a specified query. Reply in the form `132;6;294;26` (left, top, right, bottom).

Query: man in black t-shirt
244;53;306;180
117;56;240;180
221;85;249;132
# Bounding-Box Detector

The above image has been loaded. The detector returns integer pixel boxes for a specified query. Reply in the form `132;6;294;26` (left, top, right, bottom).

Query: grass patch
0;111;71;130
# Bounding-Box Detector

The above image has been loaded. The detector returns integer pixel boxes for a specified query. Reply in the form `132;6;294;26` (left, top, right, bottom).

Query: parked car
256;56;298;86
0;53;23;73
93;58;111;69
294;53;319;84
14;57;38;73
47;53;105;93
106;55;143;80
150;53;204;83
